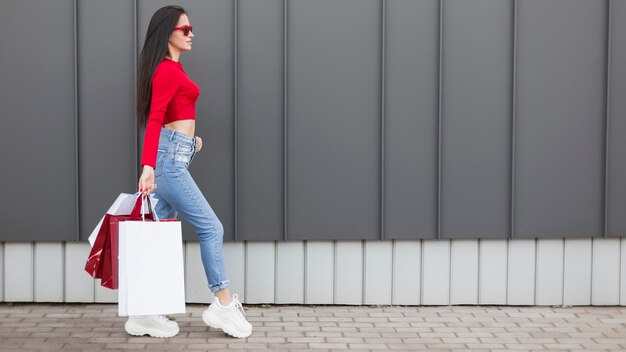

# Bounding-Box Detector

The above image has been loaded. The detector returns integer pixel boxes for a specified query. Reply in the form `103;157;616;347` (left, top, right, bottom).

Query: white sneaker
202;294;252;338
125;315;180;338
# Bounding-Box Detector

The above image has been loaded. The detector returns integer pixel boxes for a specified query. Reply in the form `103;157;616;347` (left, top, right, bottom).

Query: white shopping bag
88;192;159;247
118;220;186;316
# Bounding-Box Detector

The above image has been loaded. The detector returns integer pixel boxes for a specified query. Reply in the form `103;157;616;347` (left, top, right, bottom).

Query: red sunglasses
173;25;193;36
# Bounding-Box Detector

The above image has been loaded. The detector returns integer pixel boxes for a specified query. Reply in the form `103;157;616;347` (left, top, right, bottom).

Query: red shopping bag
84;213;113;283
85;196;156;289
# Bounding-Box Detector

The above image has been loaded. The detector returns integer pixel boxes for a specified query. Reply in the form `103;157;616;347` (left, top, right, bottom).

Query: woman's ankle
214;289;232;306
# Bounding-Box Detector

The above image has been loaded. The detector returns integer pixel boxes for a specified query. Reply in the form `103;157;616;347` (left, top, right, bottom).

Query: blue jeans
153;128;229;293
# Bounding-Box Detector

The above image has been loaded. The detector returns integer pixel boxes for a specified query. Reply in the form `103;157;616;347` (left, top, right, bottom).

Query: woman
124;5;252;339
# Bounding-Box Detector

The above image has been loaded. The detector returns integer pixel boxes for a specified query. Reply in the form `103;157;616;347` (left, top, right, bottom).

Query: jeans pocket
174;143;193;166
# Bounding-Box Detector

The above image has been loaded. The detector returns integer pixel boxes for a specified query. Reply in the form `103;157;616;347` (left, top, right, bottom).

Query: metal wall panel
478;240;507;304
237;0;285;241
186;0;235;242
65;242;94;302
94;279;117;303
621;239;626;305
450;240;478;304
1;1;623;243
421;240;450;305
245;242;275;303
507;239;535;305
607;0;626;237
223;242;246;302
0;243;3;301
391;241;421;305
4;243;33;302
275;241;304;303
364;241;392;304
563;238;592;305
0;0;77;241
78;0;136;241
591;238;620;305
2;239;626;305
34;243;64;302
185;242;207;303
334;241;363;305
535;239;564;305
287;0;381;240
138;0;236;241
304;242;333;304
440;0;512;238
384;0;439;239
514;0;607;238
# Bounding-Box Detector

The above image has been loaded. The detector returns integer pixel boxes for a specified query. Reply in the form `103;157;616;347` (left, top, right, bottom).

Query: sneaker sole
125;323;179;338
202;313;251;338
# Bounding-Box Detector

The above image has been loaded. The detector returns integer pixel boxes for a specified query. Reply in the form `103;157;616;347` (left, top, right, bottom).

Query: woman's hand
138;165;157;196
195;136;203;152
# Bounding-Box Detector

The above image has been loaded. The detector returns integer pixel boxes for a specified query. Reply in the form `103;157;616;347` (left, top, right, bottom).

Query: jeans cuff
209;279;230;293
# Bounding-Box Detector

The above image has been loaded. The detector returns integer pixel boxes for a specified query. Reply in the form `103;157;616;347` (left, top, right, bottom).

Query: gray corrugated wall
0;0;78;241
607;0;626;236
514;0;607;238
0;0;624;242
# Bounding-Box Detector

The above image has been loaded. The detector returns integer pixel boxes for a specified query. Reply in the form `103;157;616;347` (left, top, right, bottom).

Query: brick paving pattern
0;303;625;351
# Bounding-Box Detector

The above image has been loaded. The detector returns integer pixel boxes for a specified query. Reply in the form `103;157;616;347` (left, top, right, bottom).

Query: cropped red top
141;57;200;168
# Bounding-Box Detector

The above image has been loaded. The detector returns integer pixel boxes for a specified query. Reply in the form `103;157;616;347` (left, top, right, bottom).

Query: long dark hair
137;5;187;127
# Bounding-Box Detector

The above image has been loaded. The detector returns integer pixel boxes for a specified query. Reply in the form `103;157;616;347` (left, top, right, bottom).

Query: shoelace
231;294;247;318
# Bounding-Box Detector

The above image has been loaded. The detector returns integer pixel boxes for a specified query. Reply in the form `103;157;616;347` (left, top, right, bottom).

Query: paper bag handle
130;195;160;222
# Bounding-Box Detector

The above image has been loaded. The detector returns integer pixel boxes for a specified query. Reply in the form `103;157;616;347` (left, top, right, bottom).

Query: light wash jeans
152;128;229;293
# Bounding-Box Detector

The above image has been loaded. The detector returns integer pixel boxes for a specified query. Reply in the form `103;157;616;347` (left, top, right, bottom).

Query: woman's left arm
195;136;202;152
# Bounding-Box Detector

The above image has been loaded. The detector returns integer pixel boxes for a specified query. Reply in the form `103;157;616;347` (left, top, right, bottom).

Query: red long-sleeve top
141;57;200;168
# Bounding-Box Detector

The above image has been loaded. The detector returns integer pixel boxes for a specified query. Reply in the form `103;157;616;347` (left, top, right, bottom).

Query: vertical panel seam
62;242;66;302
362;240;366;304
477;239;481;304
619;237;622;304
389;240;393;304
243;241;248;302
273;242;277;303
74;0;80;241
533;238;537;305
603;0;612;238
183;242;187;300
1;243;4;301
420;239;424;305
448;239;451;304
234;0;239;242
448;240;452;304
32;243;36;301
302;240;309;304
506;241;510;304
380;0;386;241
511;0;518;239
590;238;594;304
561;238;565;305
332;240;337;304
332;241;337;304
437;0;443;241
390;240;395;304
505;239;509;305
283;0;288;242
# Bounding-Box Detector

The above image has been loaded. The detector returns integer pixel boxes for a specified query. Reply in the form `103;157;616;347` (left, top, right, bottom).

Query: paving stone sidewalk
0;303;625;351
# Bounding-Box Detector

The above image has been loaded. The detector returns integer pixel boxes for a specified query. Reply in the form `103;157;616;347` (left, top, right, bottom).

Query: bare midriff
164;119;195;138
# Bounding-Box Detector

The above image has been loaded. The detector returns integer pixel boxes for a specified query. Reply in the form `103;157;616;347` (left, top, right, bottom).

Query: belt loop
169;128;175;141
